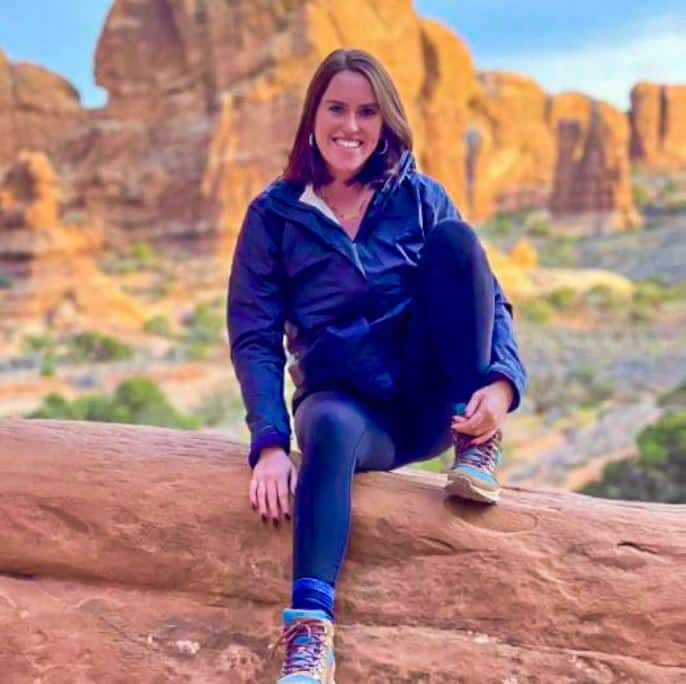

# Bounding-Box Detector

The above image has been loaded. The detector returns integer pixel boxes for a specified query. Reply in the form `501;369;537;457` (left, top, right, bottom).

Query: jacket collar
262;151;416;277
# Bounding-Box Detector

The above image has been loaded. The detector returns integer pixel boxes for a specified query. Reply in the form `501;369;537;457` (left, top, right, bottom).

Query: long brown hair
283;49;413;188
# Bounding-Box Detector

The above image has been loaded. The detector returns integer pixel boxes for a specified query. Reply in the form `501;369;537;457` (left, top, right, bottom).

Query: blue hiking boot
273;608;336;683
445;428;504;504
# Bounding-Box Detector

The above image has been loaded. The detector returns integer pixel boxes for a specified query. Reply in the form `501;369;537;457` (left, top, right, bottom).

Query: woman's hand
451;379;514;446
249;446;297;525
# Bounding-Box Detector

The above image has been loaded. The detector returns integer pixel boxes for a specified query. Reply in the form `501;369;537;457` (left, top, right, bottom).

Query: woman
227;48;526;684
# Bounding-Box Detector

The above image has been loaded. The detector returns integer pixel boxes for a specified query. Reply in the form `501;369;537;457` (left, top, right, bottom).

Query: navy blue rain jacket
227;152;527;467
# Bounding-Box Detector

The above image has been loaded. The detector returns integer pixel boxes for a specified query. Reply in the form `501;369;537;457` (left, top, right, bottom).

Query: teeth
334;139;361;148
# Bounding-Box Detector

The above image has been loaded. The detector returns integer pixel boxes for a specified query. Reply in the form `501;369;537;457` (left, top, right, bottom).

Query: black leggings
293;219;495;584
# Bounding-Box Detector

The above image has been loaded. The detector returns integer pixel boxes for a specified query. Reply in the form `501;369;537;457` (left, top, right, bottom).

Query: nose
342;111;361;133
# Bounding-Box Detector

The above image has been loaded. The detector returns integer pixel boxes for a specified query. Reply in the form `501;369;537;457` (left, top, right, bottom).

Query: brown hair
282;48;413;188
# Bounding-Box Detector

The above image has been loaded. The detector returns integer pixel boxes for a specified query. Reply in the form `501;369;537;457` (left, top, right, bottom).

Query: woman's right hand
249;446;297;525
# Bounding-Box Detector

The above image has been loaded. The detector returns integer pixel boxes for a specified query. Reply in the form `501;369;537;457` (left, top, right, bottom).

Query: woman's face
313;70;384;182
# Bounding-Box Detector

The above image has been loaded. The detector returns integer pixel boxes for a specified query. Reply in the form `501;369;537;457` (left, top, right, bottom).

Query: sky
0;1;684;110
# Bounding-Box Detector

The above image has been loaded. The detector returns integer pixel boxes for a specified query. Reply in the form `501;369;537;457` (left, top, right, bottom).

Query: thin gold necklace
320;187;371;222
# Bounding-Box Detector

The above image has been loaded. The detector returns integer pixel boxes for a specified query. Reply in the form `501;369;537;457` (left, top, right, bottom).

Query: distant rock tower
550;101;641;232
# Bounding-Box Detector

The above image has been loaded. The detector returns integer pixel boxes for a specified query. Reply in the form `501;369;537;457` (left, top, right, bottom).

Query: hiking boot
273;608;336;683
445;428;503;504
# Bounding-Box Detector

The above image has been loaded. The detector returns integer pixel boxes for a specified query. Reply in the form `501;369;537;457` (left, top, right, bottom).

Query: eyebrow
323;99;379;108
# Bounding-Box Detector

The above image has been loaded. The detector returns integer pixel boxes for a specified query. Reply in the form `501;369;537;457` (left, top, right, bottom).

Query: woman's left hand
451;379;514;446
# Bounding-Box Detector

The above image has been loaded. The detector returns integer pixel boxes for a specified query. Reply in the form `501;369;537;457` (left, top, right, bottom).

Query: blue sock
452;401;467;417
292;577;335;621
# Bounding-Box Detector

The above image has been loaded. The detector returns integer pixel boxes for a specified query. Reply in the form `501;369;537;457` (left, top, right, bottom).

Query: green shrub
484;212;516;238
65;331;133;363
524;213;551;237
518;298;554;323
631;182;651;210
182;302;224;347
28;377;199;429
39;354;56;377
568;368;615;408
130;240;154;263
581;410;686;502
658;381;686;410
585;284;627;312
546;287;578;312
143;315;174;338
22;333;57;356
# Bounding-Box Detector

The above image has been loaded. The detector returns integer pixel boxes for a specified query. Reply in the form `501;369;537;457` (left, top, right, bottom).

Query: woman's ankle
292;576;335;620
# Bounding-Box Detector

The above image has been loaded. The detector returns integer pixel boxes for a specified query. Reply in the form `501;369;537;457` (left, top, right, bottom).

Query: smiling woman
227;47;526;683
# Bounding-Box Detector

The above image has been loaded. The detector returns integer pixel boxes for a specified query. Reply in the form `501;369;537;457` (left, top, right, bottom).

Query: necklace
320;186;372;222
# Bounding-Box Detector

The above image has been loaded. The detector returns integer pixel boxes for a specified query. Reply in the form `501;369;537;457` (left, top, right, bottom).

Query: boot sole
445;475;500;504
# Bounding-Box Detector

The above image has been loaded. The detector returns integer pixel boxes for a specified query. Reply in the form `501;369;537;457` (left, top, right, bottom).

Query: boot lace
452;429;502;474
273;618;328;676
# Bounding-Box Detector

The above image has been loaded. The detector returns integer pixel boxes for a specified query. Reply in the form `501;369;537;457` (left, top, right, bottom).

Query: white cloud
477;13;686;110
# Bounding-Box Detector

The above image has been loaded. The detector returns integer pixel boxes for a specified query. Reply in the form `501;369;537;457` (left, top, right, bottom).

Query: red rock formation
0;49;82;166
62;0;478;247
0;418;684;682
550;101;641;231
630;82;686;169
0;152;145;326
468;72;556;219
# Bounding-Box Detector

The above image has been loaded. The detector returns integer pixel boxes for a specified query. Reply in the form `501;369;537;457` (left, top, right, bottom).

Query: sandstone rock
0;418;684;682
550;101;642;231
468;72;555;219
0;49;82;165
65;0;478;246
630;82;686;169
0;152;146;327
0;150;59;230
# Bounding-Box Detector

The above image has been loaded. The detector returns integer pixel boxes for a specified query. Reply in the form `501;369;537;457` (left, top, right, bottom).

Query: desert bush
64;331;133;363
581;410;686;503
585;284;628;313
99;240;159;274
567;368;615;408
546;287;578;312
631;182;651;210
518;298;554;323
658;380;686;410
483;211;516;238
182;302;224;347
143;315;174;338
28;377;199;429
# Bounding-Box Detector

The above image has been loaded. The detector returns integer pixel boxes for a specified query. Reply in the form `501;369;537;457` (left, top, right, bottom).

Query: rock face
0;152;145;326
0;49;82;166
0;418;684;682
630;82;686;168
71;0;478;246
550;101;641;231
468;72;556;219
1;3;683;255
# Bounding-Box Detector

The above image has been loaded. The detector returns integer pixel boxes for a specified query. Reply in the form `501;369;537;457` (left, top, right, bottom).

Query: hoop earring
376;138;388;155
309;133;315;147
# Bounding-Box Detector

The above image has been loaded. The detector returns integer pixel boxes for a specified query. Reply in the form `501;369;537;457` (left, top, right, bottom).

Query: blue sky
0;1;684;110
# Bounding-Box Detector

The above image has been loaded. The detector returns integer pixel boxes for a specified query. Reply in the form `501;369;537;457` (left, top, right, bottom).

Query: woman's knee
295;391;367;464
428;219;484;265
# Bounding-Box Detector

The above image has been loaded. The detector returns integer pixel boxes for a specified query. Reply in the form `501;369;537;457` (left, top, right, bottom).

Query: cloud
477;12;686;109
